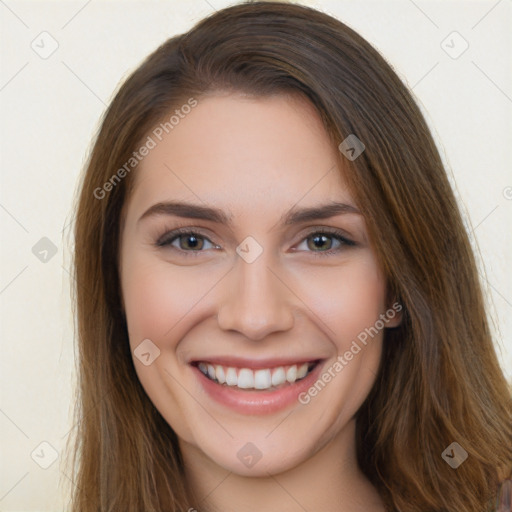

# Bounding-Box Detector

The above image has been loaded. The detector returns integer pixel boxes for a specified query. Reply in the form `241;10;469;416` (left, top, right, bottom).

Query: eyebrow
138;200;361;226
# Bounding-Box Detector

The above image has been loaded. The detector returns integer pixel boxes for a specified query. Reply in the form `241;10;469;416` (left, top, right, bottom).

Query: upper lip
190;356;322;370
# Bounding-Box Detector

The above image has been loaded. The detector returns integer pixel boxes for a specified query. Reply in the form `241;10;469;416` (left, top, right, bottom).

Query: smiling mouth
192;360;319;391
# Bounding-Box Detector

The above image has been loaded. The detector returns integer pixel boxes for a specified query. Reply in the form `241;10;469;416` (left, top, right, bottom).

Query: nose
216;251;295;341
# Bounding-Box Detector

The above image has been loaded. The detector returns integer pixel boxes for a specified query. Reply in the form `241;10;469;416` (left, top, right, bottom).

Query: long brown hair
67;2;512;511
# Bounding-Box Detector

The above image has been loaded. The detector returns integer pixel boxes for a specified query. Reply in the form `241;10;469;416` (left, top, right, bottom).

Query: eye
155;227;356;257
156;228;218;253
295;229;356;256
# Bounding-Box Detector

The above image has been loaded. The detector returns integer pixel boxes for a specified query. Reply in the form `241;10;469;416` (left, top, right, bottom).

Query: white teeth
297;362;308;379
215;365;226;384
286;365;297;383
254;369;272;389
237;368;254;389
225;367;238;386
197;361;315;390
271;366;286;387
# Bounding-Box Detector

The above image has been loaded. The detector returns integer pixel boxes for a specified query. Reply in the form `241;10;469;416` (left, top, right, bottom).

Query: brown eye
176;234;204;251
306;234;335;252
296;230;355;255
157;230;217;253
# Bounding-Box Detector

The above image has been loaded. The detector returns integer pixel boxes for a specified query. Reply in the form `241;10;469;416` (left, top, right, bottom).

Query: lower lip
191;361;324;415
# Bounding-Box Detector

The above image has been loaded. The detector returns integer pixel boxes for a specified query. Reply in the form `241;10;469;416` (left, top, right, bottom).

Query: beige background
1;0;511;510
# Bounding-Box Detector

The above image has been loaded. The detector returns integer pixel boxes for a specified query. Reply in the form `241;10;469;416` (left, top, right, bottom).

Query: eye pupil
308;234;332;251
181;234;202;250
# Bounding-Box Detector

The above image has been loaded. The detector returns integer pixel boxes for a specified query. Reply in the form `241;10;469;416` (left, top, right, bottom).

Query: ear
384;296;404;328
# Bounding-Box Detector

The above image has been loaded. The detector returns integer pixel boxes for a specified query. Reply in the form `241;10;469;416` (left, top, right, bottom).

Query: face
119;92;401;477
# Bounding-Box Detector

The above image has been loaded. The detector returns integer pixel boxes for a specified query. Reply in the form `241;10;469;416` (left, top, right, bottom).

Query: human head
70;2;512;511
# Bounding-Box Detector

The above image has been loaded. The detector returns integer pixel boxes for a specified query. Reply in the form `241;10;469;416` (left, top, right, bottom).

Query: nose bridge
216;246;294;340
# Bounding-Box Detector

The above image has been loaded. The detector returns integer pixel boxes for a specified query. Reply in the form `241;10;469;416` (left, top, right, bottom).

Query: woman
68;2;512;511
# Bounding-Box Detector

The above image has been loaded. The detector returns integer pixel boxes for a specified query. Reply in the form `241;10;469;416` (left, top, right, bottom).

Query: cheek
294;255;387;344
294;258;387;418
120;252;212;442
121;252;209;346
122;260;172;343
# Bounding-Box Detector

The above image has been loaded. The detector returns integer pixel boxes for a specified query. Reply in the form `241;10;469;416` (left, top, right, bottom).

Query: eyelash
155;226;356;258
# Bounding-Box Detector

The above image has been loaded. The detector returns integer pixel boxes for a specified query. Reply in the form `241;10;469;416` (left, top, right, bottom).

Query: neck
181;418;385;512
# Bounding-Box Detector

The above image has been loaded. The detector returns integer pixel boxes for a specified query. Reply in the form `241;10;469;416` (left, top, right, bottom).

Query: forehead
126;92;353;218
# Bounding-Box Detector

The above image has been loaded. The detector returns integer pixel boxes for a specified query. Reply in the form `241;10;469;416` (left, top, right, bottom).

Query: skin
119;91;402;511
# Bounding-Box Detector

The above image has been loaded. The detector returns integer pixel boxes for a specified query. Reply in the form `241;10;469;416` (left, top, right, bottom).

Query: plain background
1;0;511;510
